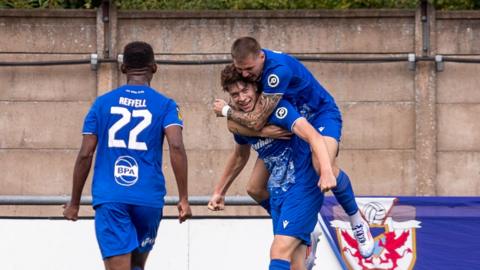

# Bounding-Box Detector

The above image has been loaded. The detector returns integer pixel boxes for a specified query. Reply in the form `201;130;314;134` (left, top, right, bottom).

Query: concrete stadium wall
0;6;479;217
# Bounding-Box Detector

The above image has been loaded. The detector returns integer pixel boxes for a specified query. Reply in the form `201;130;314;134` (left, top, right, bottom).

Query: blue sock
132;267;142;270
260;199;271;215
269;259;290;270
332;170;359;216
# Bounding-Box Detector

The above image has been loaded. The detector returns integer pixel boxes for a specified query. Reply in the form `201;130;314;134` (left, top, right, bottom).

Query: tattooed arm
227;120;292;139
229;93;282;131
213;93;282;131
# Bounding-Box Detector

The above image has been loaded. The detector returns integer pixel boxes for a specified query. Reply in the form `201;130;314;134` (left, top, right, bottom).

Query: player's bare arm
165;125;192;223
230;93;281;130
291;118;337;192
227;120;292;139
213;93;282;131
63;134;97;221
208;143;251;211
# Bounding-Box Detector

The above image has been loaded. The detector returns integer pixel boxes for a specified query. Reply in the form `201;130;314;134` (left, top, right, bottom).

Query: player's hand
318;172;337;193
213;99;228;117
207;193;226;211
63;203;80;221
260;125;292;140
177;199;192;224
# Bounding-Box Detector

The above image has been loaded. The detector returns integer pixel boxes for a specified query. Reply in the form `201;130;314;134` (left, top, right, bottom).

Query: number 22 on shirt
108;106;152;151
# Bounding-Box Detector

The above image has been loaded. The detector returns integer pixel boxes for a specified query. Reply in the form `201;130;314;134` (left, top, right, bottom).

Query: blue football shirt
260;49;341;121
234;100;318;197
83;84;183;208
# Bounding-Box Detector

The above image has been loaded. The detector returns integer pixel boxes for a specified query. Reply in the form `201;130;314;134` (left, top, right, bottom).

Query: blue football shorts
270;183;324;246
94;203;163;259
310;115;342;143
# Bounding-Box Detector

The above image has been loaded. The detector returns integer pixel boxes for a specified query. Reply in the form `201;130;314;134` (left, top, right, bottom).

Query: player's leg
290;244;308;270
322;136;359;216
310;124;360;222
271;182;324;270
246;157;271;213
130;205;163;270
270;235;301;270
104;254;131;270
246;157;270;202
312;118;373;258
95;203;139;270
324;136;373;258
311;135;339;177
131;250;149;270
269;197;291;270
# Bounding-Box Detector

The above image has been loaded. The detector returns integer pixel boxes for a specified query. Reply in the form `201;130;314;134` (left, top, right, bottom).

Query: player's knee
246;185;260;200
290;255;306;270
270;237;298;260
131;251;148;270
246;184;268;203
270;245;293;261
290;243;308;270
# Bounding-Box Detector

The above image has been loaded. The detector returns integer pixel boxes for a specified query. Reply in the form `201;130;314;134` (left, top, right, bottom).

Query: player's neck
126;75;151;86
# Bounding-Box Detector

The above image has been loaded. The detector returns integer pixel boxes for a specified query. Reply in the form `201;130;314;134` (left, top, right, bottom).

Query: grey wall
0;7;478;217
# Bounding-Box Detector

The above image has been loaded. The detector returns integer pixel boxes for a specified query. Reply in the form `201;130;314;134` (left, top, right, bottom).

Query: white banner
0;218;343;270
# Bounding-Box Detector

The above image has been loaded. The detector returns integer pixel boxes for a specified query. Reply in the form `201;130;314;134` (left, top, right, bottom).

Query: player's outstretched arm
63;134;97;221
208;143;251;211
291;118;337;192
227;120;292;139
213;93;282;131
165;125;192;223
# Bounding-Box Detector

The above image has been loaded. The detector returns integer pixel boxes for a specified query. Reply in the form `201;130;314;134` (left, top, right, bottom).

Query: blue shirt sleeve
267;100;303;132
82;99;99;135
163;100;184;129
233;134;249;145
261;65;293;96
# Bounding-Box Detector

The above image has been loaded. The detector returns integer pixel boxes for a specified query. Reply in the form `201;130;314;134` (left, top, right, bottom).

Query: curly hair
220;64;246;92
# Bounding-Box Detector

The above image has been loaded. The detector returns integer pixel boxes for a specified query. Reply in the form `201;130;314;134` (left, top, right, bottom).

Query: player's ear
151;63;157;74
259;50;265;61
120;64;127;74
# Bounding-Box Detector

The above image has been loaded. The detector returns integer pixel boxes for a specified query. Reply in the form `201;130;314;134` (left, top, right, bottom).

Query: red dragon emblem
331;198;420;270
341;229;413;270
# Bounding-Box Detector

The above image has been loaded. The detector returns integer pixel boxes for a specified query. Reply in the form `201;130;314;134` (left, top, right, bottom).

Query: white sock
349;210;364;228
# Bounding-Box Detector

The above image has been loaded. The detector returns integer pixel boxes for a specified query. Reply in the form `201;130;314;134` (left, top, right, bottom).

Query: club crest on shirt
176;106;183;121
114;155;139;186
275;107;288;119
268;74;280;88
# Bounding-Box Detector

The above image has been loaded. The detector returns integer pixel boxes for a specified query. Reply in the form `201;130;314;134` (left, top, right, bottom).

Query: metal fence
1;54;479;72
0;195;257;206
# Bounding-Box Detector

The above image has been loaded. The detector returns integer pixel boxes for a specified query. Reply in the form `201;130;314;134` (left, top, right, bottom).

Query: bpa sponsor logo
114;155;139;186
331;198;421;270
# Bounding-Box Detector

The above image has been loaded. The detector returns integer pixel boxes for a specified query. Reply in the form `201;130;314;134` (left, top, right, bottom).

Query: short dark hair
123;41;155;69
220;64;252;92
231;36;261;61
